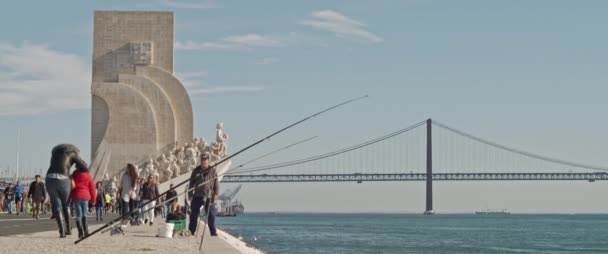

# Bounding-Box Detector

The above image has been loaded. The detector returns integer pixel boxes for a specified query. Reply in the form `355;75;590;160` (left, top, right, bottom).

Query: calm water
217;213;608;254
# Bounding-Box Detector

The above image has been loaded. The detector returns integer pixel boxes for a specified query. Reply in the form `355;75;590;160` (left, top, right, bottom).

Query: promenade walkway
0;219;263;254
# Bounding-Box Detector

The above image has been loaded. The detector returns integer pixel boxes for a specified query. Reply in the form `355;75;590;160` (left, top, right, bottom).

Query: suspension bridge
224;119;608;214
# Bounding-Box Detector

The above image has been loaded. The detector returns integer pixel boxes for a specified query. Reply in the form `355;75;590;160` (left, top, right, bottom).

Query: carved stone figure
209;142;222;163
110;176;118;197
176;147;185;162
144;158;159;181
168;157;179;178
197;137;206;155
216;122;229;143
135;164;143;178
158;154;173;182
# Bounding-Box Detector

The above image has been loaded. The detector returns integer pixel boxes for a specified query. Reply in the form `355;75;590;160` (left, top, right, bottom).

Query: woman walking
95;182;106;221
46;144;88;238
141;175;160;226
118;163;139;222
70;168;96;239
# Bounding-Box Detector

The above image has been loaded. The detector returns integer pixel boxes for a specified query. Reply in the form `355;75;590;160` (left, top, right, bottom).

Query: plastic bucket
157;223;175;238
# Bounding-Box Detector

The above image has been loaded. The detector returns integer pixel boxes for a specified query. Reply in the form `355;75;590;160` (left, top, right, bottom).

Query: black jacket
28;181;46;200
46;144;88;176
3;187;14;201
187;166;219;200
166;189;178;202
141;182;160;201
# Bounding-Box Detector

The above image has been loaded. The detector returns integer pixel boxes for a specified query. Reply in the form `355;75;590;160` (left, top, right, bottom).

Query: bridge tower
424;118;434;215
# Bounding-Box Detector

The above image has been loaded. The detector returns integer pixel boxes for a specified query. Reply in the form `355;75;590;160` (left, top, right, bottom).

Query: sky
0;0;608;213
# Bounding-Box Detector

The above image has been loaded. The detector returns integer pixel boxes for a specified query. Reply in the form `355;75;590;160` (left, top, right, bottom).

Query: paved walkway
0;213;115;236
0;219;261;254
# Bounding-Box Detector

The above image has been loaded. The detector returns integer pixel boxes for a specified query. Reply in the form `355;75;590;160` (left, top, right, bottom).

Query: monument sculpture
86;11;233;189
90;11;193;180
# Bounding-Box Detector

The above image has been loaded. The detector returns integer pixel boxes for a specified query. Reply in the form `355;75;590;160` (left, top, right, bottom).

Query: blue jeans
121;199;131;219
45;177;71;215
73;200;89;224
188;197;216;235
5;199;13;214
96;206;103;220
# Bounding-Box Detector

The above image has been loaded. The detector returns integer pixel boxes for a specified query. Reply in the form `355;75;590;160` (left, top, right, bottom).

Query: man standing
3;183;14;214
165;183;178;215
14;181;24;216
187;153;219;236
28;175;46;219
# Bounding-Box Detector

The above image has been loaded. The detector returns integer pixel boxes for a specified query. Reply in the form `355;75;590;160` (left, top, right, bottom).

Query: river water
217;213;608;253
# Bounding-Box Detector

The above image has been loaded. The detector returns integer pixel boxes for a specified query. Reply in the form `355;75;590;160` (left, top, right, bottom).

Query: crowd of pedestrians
1;144;219;240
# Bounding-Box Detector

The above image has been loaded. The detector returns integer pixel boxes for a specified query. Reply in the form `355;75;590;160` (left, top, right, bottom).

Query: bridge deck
223;172;608;183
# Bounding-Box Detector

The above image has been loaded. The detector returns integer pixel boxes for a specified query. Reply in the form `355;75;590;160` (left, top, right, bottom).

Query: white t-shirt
120;174;139;202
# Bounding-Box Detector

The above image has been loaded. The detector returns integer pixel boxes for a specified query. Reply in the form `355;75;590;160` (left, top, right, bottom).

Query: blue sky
1;0;608;212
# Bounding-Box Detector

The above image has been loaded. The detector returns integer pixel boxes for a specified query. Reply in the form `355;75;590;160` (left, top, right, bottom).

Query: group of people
2;181;24;215
42;144;220;239
45;144;97;239
116;164;161;226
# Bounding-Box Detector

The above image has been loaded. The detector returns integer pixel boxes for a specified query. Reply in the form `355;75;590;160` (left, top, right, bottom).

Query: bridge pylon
424;118;434;215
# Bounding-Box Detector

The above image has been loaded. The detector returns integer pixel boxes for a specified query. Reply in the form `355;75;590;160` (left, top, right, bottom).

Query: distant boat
475;209;511;215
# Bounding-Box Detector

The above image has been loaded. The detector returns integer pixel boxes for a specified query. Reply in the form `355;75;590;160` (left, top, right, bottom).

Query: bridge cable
229;120;427;175
431;120;608;172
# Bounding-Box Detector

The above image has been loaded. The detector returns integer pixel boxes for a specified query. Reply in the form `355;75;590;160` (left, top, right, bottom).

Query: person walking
187;153;219;236
141;175;160;226
118;163;139;222
70;168;96;239
3;183;14;214
28;175;47;219
46;144;88;238
14;181;24;216
95;182;106;221
104;192;112;214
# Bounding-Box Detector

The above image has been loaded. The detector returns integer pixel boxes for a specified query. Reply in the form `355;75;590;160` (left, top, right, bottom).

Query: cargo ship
475;209;511;215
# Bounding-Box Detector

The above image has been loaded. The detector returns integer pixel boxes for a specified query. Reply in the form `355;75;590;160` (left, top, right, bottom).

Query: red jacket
70;169;96;205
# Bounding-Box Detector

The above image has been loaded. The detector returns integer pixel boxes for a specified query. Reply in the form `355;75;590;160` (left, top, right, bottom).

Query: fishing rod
231;136;318;170
76;95;367;244
101;136;319;235
198;183;214;252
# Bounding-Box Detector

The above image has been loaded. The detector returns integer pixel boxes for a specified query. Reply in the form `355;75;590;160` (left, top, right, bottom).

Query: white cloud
189;86;266;95
159;0;216;9
223;34;283;47
0;42;90;116
174;40;245;50
176;33;284;51
176;71;208;79
175;71;208;88
300;10;383;43
256;57;280;65
175;71;266;95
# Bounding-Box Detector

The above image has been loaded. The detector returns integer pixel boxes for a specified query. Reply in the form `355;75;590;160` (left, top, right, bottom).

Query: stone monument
90;11;193;180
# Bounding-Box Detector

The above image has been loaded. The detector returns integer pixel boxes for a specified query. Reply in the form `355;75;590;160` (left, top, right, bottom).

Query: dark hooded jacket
46;144;88;176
